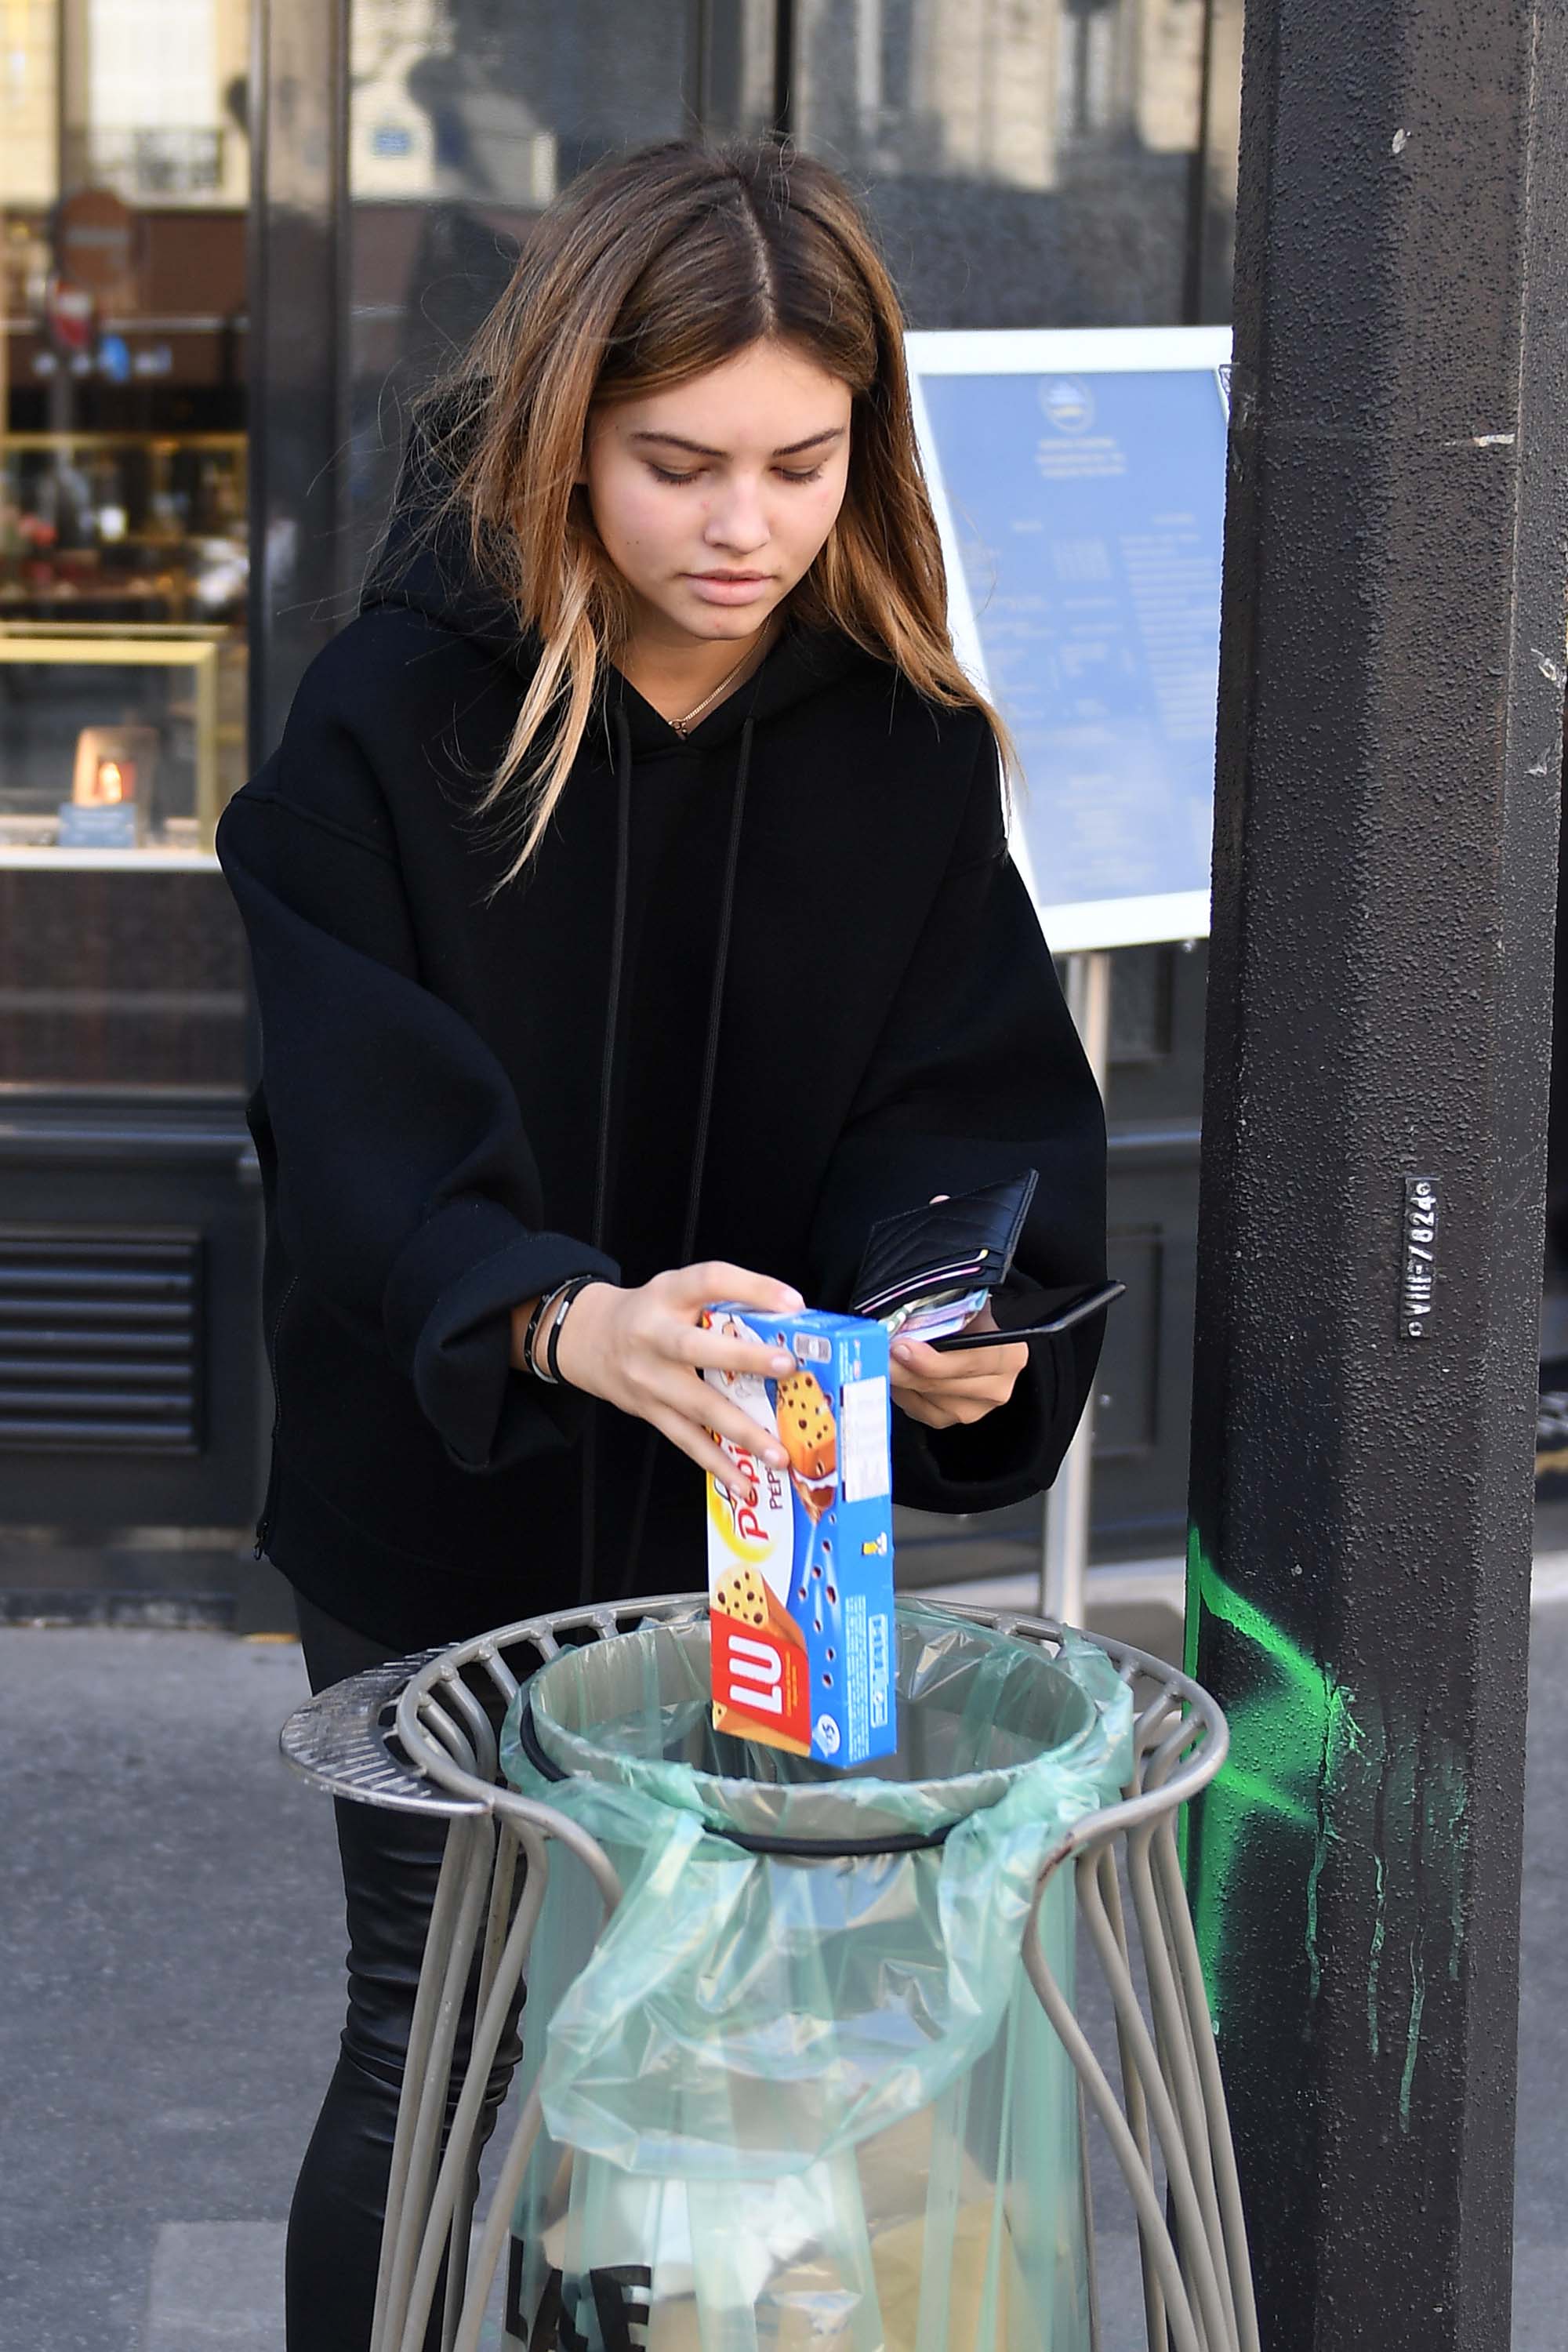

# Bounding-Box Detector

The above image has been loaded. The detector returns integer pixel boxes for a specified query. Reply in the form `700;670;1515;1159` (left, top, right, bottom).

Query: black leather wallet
850;1170;1040;1322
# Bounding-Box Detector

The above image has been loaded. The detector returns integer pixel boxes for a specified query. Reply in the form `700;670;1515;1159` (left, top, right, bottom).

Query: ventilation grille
0;1225;204;1454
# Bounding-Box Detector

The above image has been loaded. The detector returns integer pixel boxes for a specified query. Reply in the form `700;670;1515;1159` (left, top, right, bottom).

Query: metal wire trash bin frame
280;1595;1258;2352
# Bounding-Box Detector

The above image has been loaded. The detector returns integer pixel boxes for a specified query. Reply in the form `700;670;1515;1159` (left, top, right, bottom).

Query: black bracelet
526;1279;573;1382
520;1288;552;1377
523;1277;582;1381
544;1275;598;1386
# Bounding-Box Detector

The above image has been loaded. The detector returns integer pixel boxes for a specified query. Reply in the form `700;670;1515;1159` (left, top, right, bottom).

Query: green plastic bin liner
497;1597;1133;2352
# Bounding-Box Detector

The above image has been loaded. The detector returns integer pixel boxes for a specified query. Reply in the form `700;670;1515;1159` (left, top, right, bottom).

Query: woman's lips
684;573;773;602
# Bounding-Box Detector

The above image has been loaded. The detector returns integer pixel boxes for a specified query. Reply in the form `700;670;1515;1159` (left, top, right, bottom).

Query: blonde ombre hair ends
406;134;1020;884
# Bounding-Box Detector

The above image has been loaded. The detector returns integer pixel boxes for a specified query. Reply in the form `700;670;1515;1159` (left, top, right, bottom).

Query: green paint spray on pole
1184;1525;1468;2132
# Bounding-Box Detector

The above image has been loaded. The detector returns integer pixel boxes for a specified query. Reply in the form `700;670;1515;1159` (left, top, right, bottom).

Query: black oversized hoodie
216;438;1109;1653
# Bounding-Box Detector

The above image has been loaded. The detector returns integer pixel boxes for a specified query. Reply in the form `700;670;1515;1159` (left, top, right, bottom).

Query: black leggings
288;1592;527;2352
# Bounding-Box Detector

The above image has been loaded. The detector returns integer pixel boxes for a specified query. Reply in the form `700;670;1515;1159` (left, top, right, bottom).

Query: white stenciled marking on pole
1401;1176;1439;1339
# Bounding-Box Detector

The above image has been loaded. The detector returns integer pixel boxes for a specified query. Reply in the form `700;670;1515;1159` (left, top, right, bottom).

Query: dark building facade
1;0;1242;1624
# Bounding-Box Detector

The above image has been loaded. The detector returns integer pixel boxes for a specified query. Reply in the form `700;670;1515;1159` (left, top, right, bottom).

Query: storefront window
0;0;251;1085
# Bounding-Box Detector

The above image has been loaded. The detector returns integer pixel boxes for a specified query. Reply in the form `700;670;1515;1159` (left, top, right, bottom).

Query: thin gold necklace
667;621;776;737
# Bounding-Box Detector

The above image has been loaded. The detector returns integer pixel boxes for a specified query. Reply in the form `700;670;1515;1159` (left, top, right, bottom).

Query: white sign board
906;327;1232;953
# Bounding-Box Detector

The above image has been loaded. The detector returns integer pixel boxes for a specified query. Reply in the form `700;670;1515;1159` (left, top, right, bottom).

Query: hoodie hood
358;408;880;763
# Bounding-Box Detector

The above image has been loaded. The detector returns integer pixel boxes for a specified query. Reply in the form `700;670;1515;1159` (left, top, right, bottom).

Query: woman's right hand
546;1263;806;1502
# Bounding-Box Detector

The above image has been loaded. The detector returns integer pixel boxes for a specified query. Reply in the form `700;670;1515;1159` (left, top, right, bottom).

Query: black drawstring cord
607;705;757;1607
682;709;754;1264
577;695;636;1606
607;706;757;1608
575;675;763;1612
591;699;635;1261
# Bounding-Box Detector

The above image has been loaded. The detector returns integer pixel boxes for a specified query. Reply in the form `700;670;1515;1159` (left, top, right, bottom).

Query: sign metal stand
1040;948;1112;1626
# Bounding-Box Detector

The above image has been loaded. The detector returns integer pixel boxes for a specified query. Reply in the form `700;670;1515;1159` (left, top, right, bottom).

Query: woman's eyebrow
628;426;846;458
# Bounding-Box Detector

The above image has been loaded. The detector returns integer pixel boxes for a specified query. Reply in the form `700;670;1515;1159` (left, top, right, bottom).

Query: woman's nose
703;482;771;554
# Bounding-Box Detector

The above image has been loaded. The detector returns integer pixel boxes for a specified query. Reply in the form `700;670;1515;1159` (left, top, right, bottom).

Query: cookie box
701;1305;897;1768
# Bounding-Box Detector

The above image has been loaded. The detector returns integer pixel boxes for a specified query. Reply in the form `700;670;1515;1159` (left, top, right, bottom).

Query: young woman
217;133;1106;2351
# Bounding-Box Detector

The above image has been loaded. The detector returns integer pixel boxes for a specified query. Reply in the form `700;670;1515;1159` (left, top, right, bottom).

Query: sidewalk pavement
2;1578;1564;2349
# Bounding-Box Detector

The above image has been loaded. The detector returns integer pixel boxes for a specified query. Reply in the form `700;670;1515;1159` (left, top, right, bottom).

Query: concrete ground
2;1575;1563;2349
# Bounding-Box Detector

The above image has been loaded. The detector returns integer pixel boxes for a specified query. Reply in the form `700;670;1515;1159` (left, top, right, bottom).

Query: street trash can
279;1592;1258;2352
499;1602;1131;2349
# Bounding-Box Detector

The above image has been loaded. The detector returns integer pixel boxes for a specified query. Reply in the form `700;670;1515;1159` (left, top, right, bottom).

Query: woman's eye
647;463;825;486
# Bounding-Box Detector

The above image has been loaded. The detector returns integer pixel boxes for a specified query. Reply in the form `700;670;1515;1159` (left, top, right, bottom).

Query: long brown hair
408;133;1021;885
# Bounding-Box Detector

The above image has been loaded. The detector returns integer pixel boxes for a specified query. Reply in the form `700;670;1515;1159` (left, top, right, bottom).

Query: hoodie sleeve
805;723;1109;1515
215;713;619;1476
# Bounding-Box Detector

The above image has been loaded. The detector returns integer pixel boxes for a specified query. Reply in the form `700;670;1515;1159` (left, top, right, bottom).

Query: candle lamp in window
70;724;158;841
89;753;135;804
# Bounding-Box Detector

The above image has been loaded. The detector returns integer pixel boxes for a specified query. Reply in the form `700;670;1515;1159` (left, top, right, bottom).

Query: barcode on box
868;1611;890;1728
842;1374;891;1502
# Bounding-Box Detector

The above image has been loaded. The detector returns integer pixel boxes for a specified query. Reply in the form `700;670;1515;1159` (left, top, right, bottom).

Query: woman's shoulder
256;604;518;842
289;601;503;744
852;649;994;774
860;668;1006;853
220;612;458;863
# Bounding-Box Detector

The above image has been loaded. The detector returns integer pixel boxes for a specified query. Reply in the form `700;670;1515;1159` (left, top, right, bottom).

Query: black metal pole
1186;0;1568;2345
246;0;351;779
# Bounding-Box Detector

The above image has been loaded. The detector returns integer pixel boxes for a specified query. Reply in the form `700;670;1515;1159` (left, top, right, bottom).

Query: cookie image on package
713;1564;770;1629
712;1564;802;1650
775;1370;837;1483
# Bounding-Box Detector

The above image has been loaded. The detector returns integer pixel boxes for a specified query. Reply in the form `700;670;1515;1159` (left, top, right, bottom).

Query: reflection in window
76;0;247;203
337;0;1208;579
344;0;775;571
1059;0;1120;144
792;0;1204;328
2;2;59;206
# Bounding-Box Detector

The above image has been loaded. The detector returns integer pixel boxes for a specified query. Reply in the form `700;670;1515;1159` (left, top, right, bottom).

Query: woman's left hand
889;1300;1029;1431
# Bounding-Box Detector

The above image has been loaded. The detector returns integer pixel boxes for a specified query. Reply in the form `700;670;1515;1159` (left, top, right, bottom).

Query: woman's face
575;337;853;647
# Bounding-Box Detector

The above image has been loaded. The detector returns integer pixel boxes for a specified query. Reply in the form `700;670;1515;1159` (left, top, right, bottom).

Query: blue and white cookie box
702;1305;897;1767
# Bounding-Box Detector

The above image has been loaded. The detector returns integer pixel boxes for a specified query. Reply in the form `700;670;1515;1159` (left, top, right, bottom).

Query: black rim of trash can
513;1693;958;1857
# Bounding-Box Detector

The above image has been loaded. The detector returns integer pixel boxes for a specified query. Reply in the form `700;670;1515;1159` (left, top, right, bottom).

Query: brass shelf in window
0;433;248;452
0;625;239;859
